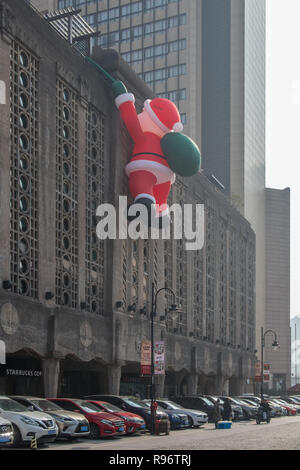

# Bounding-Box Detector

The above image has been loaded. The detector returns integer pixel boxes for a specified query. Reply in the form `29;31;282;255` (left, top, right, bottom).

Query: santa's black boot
127;197;156;227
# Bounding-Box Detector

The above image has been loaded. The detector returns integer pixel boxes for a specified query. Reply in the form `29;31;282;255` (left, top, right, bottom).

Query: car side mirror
121;404;127;410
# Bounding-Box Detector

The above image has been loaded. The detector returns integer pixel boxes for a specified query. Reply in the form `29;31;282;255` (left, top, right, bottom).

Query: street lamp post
150;282;177;435
260;327;280;400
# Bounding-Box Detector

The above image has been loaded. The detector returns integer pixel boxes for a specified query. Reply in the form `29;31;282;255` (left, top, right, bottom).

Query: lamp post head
272;340;280;351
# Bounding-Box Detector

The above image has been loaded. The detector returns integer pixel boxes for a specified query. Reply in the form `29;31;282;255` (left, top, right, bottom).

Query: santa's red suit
115;92;183;216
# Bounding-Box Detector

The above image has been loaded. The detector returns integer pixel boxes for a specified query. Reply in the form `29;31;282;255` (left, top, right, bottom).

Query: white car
0;416;14;446
156;400;208;427
11;396;90;440
0;396;58;446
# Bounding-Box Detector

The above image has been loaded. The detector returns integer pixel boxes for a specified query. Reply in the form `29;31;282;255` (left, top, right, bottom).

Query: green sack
161;132;201;177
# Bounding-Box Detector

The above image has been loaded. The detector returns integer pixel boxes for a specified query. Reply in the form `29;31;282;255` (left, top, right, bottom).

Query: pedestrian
222;398;232;421
212;399;222;429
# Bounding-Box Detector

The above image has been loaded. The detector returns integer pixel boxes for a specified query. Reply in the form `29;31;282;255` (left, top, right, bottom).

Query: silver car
11;396;90;440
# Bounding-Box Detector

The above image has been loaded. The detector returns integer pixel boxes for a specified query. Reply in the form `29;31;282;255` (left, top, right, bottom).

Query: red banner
140;340;151;376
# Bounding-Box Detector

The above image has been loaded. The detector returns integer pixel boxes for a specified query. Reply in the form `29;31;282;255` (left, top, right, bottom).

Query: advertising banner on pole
154;341;165;375
140;340;151;376
263;363;271;382
254;360;261;382
140;340;165;375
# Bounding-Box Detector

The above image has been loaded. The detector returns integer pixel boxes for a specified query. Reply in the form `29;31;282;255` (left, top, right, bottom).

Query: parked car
206;396;244;421
265;400;281;417
155;399;208;427
48;398;125;439
280;397;300;413
11;396;90;440
170;396;216;421
142;400;189;430
217;397;244;421
0;416;14;446
84;395;169;430
232;397;258;420
238;395;262;405
290;396;300;404
238;397;260;407
270;398;297;416
0;396;57;447
86;400;146;434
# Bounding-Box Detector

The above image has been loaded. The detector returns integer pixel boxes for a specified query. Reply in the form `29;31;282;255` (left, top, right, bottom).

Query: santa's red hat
144;98;183;133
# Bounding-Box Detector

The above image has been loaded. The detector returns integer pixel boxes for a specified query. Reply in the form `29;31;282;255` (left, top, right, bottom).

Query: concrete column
155;375;165;399
187;374;198;395
43;358;60;398
107;364;122;395
216;375;225;395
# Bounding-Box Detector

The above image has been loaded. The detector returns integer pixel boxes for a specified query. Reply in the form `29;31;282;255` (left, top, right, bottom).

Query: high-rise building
290;316;300;387
265;188;290;393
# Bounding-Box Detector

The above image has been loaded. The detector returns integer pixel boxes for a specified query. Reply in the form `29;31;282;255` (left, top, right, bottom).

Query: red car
87;400;146;435
273;399;297;416
48;398;126;439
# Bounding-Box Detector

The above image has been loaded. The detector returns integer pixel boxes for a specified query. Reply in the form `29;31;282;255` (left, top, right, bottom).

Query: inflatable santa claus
112;80;201;227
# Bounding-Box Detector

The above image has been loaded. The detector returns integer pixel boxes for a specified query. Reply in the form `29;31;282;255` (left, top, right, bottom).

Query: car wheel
12;424;22;447
89;423;101;440
187;416;193;427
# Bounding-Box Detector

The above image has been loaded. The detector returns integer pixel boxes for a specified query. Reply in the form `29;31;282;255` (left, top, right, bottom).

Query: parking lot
27;415;300;451
2;394;300;451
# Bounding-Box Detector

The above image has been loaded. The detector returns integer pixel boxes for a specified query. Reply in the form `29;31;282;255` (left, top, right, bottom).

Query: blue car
142;400;189;430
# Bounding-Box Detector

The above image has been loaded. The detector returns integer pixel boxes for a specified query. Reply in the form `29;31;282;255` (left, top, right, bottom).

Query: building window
157;89;186;101
55;80;79;309
85;107;105;315
139;63;186;84
10;41;39;299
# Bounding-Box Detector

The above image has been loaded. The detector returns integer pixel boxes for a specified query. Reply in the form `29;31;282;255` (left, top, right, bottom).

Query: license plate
140;424;146;429
48;430;56;435
118;427;124;432
0;436;10;442
80;426;88;432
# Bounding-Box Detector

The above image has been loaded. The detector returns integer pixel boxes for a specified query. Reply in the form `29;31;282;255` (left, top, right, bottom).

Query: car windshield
208;397;224;405
143;401;165;411
123;398;148;409
238;399;253;406
161;401;184;410
31;399;63;411
226;398;241;405
72;400;101;413
291;397;300;403
0;398;27;412
93;402;121;413
201;398;214;406
242;399;257;405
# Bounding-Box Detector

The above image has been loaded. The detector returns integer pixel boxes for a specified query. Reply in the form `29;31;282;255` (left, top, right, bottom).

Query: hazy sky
266;0;300;318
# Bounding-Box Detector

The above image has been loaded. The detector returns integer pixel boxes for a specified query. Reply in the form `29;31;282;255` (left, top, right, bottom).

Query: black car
205;396;244;421
170;396;215;421
84;395;169;429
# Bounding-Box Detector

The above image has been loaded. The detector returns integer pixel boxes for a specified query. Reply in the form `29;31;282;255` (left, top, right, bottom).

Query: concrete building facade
0;0;256;398
32;0;270;373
